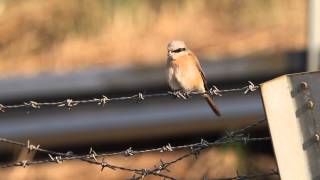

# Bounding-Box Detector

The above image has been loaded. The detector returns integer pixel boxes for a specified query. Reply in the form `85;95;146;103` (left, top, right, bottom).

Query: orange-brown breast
168;52;206;92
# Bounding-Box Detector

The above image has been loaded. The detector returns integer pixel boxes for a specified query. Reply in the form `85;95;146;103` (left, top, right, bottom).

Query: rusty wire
0;118;276;179
0;81;258;112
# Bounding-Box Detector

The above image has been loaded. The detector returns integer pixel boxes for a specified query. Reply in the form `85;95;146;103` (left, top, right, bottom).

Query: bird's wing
188;52;209;90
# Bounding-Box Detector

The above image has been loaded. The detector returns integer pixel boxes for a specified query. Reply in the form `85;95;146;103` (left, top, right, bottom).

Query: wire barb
124;147;134;157
26;140;40;152
210;86;223;96
25;101;41;109
160;143;173;152
89;147;98;162
0;104;5;112
137;93;144;101
97;95;109;106
244;81;259;94
20;160;28;168
48;154;63;164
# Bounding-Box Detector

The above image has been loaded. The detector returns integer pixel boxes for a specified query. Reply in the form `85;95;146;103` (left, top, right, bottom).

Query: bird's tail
202;93;221;116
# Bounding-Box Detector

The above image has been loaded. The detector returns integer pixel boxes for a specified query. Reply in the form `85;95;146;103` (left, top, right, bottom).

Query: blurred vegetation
0;0;306;77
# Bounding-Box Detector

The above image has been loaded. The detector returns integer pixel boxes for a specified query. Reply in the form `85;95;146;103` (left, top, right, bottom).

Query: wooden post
308;0;320;71
261;71;320;180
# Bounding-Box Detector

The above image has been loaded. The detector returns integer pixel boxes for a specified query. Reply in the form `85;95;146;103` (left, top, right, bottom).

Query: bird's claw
172;90;190;99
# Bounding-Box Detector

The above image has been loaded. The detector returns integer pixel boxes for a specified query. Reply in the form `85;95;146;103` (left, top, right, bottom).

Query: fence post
261;71;320;180
307;0;320;71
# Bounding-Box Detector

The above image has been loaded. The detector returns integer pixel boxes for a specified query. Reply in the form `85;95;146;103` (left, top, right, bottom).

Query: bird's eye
172;48;186;53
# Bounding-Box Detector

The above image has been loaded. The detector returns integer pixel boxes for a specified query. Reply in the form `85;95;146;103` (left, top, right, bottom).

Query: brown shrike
166;40;221;116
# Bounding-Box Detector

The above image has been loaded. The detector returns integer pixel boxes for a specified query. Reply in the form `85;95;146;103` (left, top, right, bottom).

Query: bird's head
167;40;188;59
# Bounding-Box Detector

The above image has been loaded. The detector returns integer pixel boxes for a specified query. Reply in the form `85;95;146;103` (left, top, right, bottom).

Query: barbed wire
0;81;259;112
0;118;276;180
1;137;270;168
0;119;266;162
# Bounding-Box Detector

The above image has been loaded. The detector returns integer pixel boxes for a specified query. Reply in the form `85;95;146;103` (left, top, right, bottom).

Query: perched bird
166;40;221;116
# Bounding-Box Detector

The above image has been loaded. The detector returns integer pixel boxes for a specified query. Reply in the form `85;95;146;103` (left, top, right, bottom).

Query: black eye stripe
171;48;186;53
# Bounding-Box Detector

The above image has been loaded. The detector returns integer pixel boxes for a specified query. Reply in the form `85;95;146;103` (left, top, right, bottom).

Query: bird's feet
172;90;191;99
